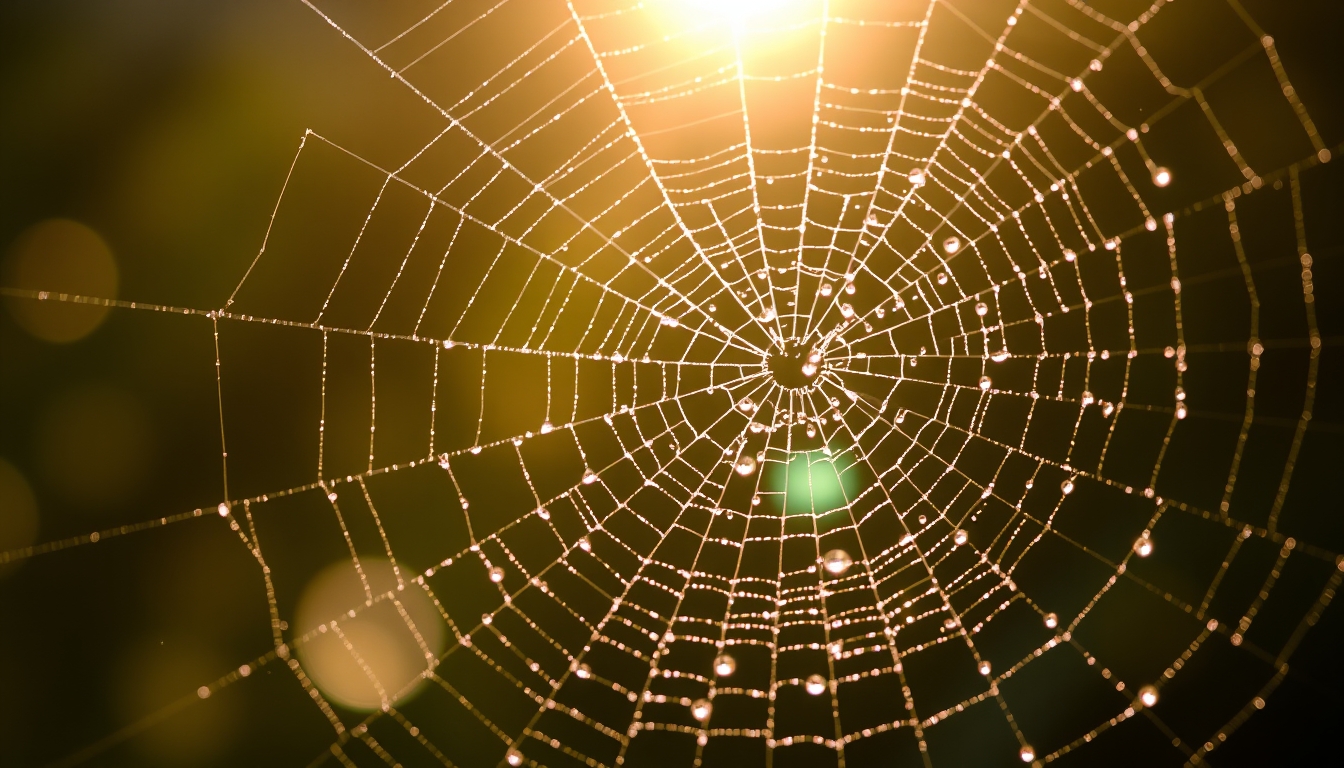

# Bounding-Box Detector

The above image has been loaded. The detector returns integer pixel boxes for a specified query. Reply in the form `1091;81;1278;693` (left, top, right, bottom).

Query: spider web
5;0;1344;766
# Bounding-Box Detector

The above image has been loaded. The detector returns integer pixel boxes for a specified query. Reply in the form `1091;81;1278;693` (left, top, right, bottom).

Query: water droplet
954;529;969;546
489;566;505;583
1020;745;1036;762
1044;612;1058;629
735;456;757;476
979;376;993;390
942;236;961;255
805;674;827;695
691;698;712;722
1152;167;1172;187
714;654;736;677
1138;684;1158;707
975;301;989;317
1133;536;1153;557
823;549;852;575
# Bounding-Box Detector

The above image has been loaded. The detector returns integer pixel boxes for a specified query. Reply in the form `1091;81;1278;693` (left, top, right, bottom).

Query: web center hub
768;339;823;389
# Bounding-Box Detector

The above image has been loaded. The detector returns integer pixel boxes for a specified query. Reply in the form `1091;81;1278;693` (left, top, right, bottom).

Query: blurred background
2;1;1343;766
0;2;450;764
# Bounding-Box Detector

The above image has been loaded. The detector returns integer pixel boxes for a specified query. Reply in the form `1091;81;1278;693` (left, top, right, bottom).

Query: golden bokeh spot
295;557;445;712
3;218;117;343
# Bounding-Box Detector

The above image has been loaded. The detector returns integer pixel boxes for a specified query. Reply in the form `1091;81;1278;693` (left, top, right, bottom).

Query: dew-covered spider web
5;0;1344;766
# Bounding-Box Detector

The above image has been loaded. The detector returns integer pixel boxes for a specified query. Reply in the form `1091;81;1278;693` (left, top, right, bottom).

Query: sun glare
660;0;804;30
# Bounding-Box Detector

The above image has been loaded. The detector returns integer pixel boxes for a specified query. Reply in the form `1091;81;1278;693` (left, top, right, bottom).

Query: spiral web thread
4;0;1343;766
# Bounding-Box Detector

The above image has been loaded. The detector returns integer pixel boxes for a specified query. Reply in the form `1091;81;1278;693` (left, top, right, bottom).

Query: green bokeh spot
760;450;862;517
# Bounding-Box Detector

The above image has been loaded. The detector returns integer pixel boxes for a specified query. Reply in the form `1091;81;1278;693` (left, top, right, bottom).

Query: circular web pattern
5;1;1344;766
